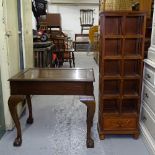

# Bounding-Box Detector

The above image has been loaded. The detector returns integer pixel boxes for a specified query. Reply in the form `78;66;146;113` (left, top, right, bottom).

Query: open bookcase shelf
98;11;146;139
124;38;143;56
104;39;122;56
125;16;144;35
104;16;123;35
124;59;141;76
121;99;139;114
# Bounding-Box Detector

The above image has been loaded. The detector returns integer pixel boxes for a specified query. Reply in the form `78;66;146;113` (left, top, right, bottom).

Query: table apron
10;81;94;95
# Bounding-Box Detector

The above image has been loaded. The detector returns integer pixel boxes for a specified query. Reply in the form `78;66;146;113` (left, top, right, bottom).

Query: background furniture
74;34;89;52
33;41;54;67
52;36;75;67
80;9;94;34
88;25;99;64
39;13;62;31
8;68;95;148
98;11;146;139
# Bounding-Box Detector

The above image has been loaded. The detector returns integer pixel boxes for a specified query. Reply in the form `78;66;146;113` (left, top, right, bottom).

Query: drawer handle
142;116;147;122
146;74;151;79
145;93;149;98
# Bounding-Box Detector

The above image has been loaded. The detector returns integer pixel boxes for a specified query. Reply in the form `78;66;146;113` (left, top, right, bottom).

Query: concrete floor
0;52;150;155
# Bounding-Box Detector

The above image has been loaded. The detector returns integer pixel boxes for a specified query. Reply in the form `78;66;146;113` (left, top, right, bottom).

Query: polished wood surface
9;68;94;82
8;68;95;148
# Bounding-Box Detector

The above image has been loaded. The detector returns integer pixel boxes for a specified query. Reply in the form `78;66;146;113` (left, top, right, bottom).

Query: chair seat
81;24;93;27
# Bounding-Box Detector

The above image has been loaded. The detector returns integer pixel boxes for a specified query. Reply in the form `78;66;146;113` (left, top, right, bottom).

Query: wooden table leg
8;95;25;146
80;96;95;148
26;95;33;124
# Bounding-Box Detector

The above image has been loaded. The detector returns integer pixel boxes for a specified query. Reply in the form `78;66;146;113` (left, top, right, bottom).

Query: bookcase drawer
144;67;155;86
103;117;137;130
143;84;155;114
141;106;155;141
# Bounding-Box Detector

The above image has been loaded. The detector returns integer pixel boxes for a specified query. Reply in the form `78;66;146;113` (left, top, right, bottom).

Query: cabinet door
0;74;5;139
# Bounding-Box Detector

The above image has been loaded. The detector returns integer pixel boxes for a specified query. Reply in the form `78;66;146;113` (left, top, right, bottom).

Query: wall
0;0;21;129
0;0;33;130
47;4;99;39
0;0;6;136
21;0;33;68
48;0;98;3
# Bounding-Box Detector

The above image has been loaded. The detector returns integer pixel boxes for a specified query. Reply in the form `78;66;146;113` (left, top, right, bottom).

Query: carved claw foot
26;117;34;124
13;137;22;147
99;134;105;140
87;138;94;148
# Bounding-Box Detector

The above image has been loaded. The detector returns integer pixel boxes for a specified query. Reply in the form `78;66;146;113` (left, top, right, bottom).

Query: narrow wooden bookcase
98;11;146;139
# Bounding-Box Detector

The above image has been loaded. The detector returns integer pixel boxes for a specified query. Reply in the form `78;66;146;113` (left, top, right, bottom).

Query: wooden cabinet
140;59;155;154
98;11;146;139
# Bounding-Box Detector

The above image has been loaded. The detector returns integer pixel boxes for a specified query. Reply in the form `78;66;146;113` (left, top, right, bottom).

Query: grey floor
0;52;150;155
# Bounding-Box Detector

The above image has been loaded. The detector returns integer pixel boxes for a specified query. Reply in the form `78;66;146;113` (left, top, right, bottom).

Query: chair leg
69;59;72;68
72;52;75;67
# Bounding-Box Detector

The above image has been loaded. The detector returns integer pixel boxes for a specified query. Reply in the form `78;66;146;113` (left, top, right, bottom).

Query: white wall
48;0;99;3
0;0;33;130
21;0;33;68
47;4;99;40
0;0;20;129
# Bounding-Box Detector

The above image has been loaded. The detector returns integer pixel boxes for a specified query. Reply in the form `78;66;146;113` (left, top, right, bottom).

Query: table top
9;68;95;82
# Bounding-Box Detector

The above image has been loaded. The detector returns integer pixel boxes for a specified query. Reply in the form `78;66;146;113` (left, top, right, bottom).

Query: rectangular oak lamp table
8;68;95;148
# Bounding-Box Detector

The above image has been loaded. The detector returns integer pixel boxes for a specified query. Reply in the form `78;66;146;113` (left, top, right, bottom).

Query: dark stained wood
10;81;93;95
8;68;95;148
98;11;146;139
73;34;89;52
9;68;94;82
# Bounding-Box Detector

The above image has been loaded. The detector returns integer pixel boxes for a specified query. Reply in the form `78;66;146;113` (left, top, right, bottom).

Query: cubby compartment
103;80;121;95
123;79;140;96
124;60;141;76
122;99;138;113
104;39;122;56
125;16;144;35
105;16;123;35
104;60;121;76
124;38;142;56
103;99;120;114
